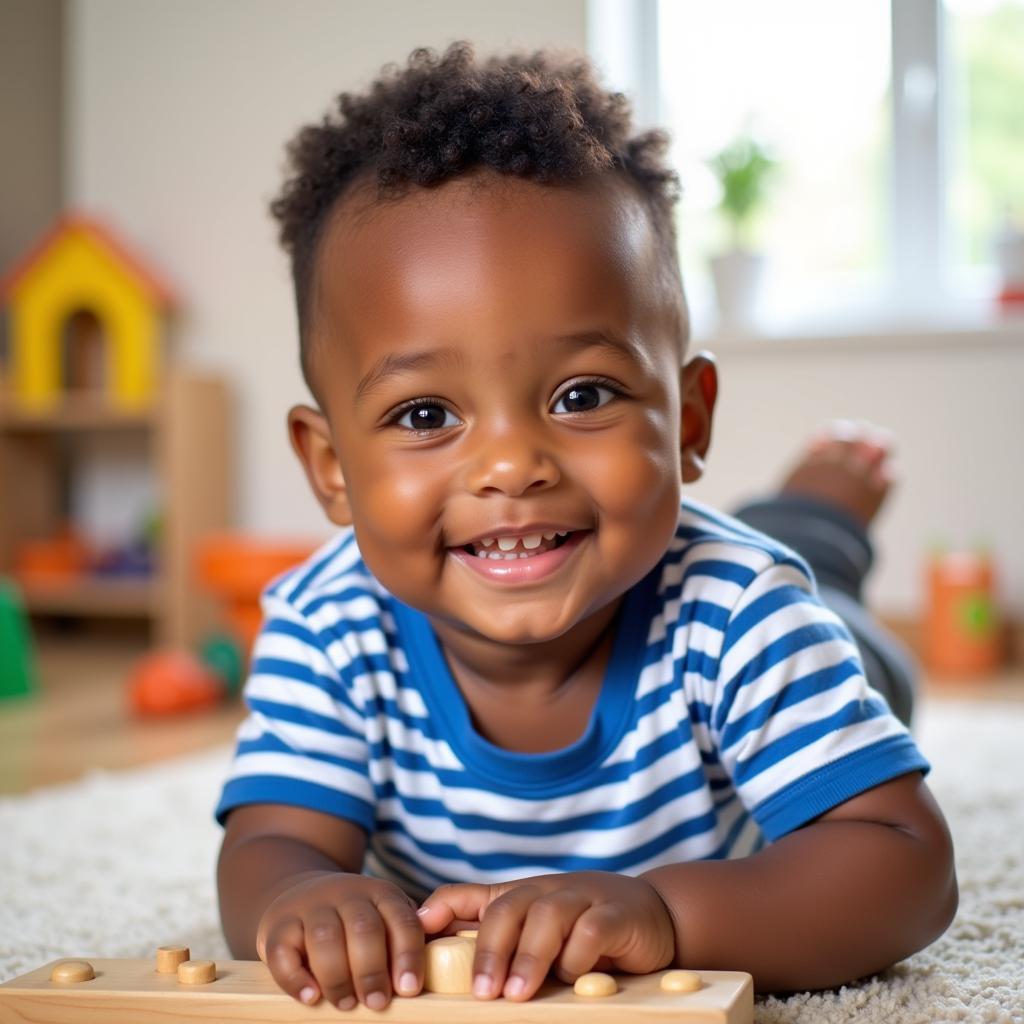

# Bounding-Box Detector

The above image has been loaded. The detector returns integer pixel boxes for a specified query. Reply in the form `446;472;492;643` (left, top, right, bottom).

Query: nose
462;423;561;497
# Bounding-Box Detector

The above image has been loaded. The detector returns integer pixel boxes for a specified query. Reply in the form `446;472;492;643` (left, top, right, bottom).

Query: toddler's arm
642;770;957;992
218;804;426;1009
418;771;955;997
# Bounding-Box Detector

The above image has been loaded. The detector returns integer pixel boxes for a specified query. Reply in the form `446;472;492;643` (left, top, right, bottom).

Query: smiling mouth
461;531;577;560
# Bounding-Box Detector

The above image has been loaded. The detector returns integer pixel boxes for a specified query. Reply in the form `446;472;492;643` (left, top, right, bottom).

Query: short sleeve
711;559;929;842
215;590;376;830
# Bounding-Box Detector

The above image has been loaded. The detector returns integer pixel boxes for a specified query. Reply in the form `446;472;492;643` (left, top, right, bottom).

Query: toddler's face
293;172;701;646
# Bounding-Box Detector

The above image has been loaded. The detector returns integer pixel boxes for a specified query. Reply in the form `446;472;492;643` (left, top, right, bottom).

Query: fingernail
416;906;430;917
398;971;417;995
299;986;317;1004
366;990;387;1011
473;973;493;997
506;975;526;998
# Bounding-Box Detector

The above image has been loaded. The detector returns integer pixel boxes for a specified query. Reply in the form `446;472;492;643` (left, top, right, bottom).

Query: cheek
349;452;448;547
578;413;681;520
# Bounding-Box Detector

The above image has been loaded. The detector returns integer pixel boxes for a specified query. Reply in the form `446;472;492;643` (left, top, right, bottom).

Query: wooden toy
155;947;190;973
0;214;176;411
176;961;217;985
47;962;94;985
422;935;475;994
660;969;703;992
573;971;617;996
0;956;754;1022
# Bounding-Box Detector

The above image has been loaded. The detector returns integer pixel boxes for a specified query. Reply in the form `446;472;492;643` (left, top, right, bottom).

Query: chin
483;608;586;645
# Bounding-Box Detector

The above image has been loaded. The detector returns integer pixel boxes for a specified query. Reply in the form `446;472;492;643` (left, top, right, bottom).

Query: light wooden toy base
0;958;753;1022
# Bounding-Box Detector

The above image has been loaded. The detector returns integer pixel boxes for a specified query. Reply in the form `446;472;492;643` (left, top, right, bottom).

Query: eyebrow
354;330;640;406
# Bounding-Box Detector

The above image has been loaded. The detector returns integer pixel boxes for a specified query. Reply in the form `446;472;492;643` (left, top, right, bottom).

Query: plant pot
709;249;766;330
994;223;1024;307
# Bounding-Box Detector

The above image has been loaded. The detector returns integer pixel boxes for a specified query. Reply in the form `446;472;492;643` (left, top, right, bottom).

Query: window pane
946;0;1024;268
657;0;891;326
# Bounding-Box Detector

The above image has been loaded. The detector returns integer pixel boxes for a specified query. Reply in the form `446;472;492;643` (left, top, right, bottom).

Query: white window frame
588;0;966;329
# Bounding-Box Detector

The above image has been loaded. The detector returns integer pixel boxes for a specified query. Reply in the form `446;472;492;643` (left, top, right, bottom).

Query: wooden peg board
0;958;753;1022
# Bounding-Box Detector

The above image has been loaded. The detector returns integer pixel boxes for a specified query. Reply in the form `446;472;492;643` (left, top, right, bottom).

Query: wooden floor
1;626;1022;796
0;627;247;795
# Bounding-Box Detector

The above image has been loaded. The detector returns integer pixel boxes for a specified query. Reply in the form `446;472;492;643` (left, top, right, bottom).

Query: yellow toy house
0;214;176;410
0;215;231;650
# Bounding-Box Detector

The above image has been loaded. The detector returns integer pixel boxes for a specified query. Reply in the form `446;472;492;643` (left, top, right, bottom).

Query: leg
733;422;918;727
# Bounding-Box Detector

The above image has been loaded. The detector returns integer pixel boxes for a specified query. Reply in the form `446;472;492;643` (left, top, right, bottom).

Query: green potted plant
707;133;777;329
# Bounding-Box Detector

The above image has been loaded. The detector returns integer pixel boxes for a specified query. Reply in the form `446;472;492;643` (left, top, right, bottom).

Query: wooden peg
660;969;702;993
573;972;618;997
177;960;216;985
155;946;190;973
423;936;476;994
49;961;95;983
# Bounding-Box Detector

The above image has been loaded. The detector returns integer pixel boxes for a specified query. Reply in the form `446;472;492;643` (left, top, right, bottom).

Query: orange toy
13;530;91;582
923;549;1004;678
128;650;223;716
196;535;319;656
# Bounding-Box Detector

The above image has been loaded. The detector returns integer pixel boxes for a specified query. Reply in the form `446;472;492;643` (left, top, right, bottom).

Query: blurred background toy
0;578;39;701
127;648;224;717
924;544;1005;678
196;534;319;660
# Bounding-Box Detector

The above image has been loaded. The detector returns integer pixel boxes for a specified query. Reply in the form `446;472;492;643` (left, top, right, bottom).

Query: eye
552;379;622;415
393;400;460;432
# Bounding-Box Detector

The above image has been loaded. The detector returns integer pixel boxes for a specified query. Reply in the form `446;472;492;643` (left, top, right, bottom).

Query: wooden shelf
0;369;232;646
0;397;154;432
17;576;162;617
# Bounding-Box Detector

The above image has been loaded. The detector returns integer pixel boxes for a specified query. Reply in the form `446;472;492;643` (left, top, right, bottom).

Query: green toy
0;578;39;700
199;631;245;695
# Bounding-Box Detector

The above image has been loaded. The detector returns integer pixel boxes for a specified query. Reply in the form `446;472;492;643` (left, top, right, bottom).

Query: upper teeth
478;531;566;550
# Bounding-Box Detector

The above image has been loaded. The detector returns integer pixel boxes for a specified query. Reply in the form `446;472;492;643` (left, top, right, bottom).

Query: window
588;0;1024;335
947;0;1024;269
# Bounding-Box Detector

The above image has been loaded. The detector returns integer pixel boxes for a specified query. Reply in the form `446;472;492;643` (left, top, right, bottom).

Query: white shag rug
1;699;1022;1022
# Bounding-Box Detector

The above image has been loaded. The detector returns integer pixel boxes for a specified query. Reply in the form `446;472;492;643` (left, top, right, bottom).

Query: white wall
66;1;1023;618
65;0;588;539
687;326;1024;615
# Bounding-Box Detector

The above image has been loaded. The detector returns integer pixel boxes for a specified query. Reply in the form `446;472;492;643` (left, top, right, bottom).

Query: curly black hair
270;40;686;384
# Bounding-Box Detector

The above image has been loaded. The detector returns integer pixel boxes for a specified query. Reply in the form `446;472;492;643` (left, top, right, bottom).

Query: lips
448;529;589;584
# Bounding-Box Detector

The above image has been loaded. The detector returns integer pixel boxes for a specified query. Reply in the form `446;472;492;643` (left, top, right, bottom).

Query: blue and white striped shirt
216;499;928;900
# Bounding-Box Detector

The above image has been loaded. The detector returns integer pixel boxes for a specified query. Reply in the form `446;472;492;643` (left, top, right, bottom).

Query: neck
429;596;623;700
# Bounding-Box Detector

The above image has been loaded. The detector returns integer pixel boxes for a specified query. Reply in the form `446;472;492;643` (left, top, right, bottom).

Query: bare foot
780;420;896;529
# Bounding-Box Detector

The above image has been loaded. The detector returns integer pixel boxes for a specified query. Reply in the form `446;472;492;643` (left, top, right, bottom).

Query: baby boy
216;41;956;1010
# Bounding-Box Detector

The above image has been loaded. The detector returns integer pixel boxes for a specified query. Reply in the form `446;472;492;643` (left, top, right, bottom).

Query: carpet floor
1;698;1021;1022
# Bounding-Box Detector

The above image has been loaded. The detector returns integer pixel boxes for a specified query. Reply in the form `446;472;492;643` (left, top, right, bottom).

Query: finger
262;916;322;1007
557;902;629;980
340;900;392;1010
471;884;542;1000
302;906;354;1010
504;890;591;1001
418;883;494;935
377;892;426;998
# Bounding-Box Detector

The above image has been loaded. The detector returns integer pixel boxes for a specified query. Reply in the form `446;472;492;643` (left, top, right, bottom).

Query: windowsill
693;304;1024;354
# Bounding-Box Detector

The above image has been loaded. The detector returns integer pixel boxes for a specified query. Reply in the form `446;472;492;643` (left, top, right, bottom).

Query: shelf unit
0;368;232;648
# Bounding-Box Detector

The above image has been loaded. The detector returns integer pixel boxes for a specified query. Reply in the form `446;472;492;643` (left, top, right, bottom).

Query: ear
287;405;353;526
679;351;718;484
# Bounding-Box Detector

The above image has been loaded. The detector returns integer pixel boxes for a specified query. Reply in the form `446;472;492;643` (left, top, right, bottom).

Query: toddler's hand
417;871;676;1001
256;871;424;1010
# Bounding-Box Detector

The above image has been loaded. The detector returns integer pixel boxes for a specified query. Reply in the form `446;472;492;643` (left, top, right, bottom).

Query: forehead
311;171;671;367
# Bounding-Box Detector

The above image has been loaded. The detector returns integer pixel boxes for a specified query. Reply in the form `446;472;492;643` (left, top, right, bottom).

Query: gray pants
733;495;917;727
